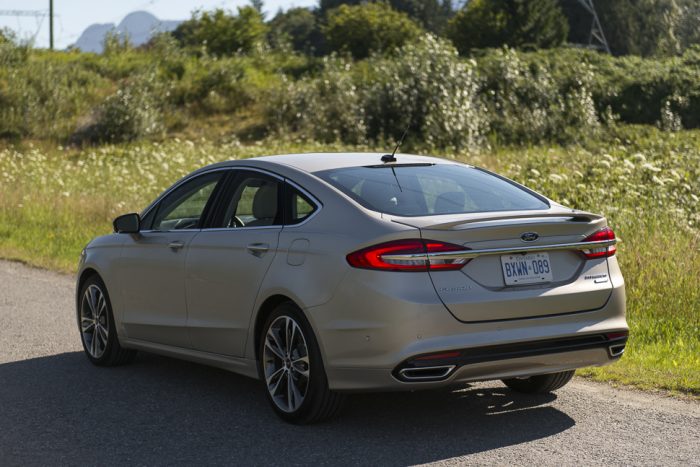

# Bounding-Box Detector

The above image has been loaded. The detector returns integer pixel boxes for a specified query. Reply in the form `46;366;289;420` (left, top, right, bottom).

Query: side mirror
113;213;141;234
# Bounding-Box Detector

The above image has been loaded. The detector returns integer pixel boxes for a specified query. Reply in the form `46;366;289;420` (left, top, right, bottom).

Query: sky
0;0;317;49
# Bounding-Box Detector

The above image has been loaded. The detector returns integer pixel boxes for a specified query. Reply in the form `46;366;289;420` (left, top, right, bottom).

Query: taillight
581;227;617;259
346;239;468;272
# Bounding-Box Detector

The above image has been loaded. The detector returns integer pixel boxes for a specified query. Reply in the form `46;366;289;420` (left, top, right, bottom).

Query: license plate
500;253;553;285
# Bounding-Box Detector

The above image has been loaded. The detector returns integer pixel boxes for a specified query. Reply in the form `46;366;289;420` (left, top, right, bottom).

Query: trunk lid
390;208;614;322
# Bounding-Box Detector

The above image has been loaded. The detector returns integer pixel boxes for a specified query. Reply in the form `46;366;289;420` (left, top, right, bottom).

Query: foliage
173;7;268;56
270;36;486;149
268;7;320;54
102;30;132;56
385;0;454;34
477;48;600;144
323;3;422;59
594;0;682;56
88;72;166;143
448;0;569;54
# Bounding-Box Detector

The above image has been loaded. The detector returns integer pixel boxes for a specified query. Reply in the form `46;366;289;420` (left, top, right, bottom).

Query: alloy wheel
262;315;310;413
80;284;109;359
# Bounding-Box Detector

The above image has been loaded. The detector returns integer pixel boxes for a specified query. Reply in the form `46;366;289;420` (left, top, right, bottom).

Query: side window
151;172;223;231
221;172;282;228
286;184;317;225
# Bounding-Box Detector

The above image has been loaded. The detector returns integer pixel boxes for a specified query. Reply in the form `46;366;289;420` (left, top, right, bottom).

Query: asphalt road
0;260;698;466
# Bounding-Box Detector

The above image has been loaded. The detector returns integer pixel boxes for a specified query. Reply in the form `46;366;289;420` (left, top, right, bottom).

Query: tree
447;0;569;54
560;0;687;56
386;0;454;34
323;3;423;59
319;0;453;34
173;7;268;56
269;7;320;53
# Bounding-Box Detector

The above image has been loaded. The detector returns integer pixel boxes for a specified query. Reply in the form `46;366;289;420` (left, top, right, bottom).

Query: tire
78;275;137;366
258;302;345;424
502;370;575;394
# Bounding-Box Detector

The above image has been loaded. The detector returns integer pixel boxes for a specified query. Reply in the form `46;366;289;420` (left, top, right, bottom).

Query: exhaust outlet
398;365;456;381
608;344;626;358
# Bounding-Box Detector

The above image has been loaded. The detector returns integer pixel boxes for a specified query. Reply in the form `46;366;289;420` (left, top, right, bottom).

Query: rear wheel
78;275;137;366
502;370;575;394
259;302;345;424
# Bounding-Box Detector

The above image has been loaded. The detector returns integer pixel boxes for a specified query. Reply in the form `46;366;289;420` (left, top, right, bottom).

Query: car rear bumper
306;262;627;392
327;346;618;392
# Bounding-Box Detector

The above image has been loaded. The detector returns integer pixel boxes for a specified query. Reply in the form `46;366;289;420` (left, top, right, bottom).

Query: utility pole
49;0;54;50
575;0;610;54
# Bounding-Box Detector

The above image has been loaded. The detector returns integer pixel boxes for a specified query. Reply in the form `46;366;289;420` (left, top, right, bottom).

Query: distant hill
74;11;181;53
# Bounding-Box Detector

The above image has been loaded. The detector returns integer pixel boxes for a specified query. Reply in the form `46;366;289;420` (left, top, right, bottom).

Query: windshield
315;164;549;217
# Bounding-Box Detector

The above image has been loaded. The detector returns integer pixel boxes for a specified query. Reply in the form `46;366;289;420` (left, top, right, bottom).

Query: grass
0;126;698;396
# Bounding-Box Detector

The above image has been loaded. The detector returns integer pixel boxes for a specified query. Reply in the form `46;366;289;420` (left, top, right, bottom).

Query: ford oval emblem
521;232;539;242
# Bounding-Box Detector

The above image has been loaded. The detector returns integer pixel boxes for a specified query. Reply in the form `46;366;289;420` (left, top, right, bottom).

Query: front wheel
259;303;345;424
502;370;575;394
78;275;137;366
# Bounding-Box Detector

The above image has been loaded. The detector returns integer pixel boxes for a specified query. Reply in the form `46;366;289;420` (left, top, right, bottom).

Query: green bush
173;7;268;56
269;35;486;149
0;55;106;139
89;73;166;143
323;3;422;59
447;0;569;55
477;48;600;144
268;57;368;144
364;35;486;149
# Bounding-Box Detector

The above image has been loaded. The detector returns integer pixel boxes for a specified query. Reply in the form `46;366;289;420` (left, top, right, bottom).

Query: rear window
315;164;548;217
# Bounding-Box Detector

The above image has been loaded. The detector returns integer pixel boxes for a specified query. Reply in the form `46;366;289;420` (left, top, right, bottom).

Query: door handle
168;241;185;250
247;243;270;256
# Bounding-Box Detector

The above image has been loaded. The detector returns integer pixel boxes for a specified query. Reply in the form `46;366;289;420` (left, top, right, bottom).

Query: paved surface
0;260;698;466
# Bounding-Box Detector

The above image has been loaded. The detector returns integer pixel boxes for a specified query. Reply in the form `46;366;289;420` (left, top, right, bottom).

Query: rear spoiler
392;210;603;231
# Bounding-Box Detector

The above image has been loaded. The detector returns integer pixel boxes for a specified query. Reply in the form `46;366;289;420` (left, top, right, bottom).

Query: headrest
435;191;466;214
252;183;277;220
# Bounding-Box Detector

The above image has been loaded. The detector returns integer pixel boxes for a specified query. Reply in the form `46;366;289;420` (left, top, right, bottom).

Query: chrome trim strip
398;365;456;381
382;239;617;261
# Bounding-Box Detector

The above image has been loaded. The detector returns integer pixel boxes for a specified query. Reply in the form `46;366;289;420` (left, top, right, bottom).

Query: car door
185;169;284;357
117;170;225;348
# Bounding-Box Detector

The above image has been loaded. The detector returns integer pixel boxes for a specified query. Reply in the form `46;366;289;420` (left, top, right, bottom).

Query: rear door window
315;164;548;217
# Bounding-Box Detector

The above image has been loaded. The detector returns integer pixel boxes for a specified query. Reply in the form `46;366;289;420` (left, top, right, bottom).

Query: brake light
346;239;468;272
581;227;617;259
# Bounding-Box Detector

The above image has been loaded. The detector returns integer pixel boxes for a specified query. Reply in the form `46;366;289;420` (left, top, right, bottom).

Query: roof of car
227;152;459;173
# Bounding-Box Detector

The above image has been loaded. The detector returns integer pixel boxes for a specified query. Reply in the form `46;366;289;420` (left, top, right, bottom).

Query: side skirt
120;337;260;380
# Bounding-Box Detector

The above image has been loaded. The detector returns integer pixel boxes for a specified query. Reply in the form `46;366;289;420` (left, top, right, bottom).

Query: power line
0;10;48;17
0;9;50;47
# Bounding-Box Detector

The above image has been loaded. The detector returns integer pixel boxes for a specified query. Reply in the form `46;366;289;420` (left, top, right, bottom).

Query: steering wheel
173;218;198;230
231;216;245;228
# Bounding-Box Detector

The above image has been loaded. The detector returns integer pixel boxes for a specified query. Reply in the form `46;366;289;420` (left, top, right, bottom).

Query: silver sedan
76;153;627;423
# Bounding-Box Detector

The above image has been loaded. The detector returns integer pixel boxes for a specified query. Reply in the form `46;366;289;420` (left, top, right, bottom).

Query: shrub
89;73;166;143
323;3;422;59
364;35;486;150
477;48;599;144
268;57;367;144
173;7;268;56
0;56;106;139
269;35;487;150
447;0;569;55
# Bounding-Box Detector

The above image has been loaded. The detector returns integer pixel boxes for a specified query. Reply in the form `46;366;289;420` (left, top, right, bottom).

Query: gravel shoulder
0;260;698;466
